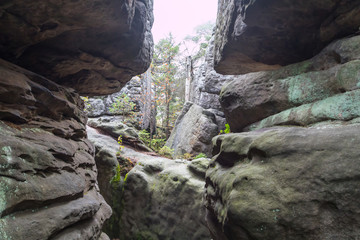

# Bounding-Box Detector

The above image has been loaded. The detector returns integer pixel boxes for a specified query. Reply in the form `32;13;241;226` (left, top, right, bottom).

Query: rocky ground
87;125;211;240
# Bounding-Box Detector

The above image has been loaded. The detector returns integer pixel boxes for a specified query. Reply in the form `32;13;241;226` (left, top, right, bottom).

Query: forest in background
86;22;215;157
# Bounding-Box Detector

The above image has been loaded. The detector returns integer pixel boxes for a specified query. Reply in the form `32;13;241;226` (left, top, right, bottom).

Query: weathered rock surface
220;35;360;132
166;102;219;157
191;36;233;113
214;0;360;74
207;5;360;239
87;125;211;239
0;59;111;239
0;0;154;96
88;116;152;152
205;124;360;240
121;157;211;240
86;126;125;239
87;126;119;207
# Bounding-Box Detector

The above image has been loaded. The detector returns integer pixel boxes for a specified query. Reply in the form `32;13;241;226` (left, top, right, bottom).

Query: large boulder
220;35;360;132
0;59;111;239
0;0;154;96
205;124;360;240
166;102;220;157
87;116;152;152
214;0;360;74
121;157;211;240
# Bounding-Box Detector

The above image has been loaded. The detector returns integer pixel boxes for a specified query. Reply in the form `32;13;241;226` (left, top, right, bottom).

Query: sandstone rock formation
87;124;211;239
166;102;219;157
220;35;360;132
86;126;124;239
121;156;211;240
206;124;360;240
0;0;154;95
0;59;111;239
205;1;360;239
190;37;233;113
214;0;360;74
0;0;154;239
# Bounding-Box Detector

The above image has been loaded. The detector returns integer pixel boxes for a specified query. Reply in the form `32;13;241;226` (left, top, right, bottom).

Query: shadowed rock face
0;59;112;239
0;0;154;96
219;35;360;132
206;2;360;239
205;125;360;240
214;0;360;74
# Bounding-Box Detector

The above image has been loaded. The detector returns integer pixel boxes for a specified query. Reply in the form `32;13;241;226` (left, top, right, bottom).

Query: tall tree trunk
165;84;170;139
185;56;193;102
140;68;156;135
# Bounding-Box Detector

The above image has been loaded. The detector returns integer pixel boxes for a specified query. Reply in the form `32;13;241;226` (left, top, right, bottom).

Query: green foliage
110;164;121;186
152;33;183;138
138;129;151;145
138;129;166;152
123;172;129;183
150;138;166;152
182;152;193;160
194;153;207;159
158;146;174;158
81;96;92;113
183;21;215;63
116;135;125;156
220;123;231;134
109;94;136;122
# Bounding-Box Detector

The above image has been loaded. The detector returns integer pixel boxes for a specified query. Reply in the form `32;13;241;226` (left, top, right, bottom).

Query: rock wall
0;0;154;239
190;37;233;113
166;37;231;157
205;1;360;239
219;35;360;132
214;0;360;74
0;59;111;239
206;124;360;240
0;0;154;96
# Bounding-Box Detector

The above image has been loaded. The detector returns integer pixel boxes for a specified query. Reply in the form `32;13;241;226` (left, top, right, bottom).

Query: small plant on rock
194;153;207;159
110;164;121;187
219;123;231;134
116;135;125;156
182;152;193;160
159;146;174;158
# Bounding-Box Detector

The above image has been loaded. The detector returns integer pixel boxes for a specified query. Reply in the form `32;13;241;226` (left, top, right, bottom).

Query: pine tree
151;33;180;138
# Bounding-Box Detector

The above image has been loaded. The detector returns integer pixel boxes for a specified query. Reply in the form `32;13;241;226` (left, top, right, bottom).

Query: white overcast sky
152;0;218;43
